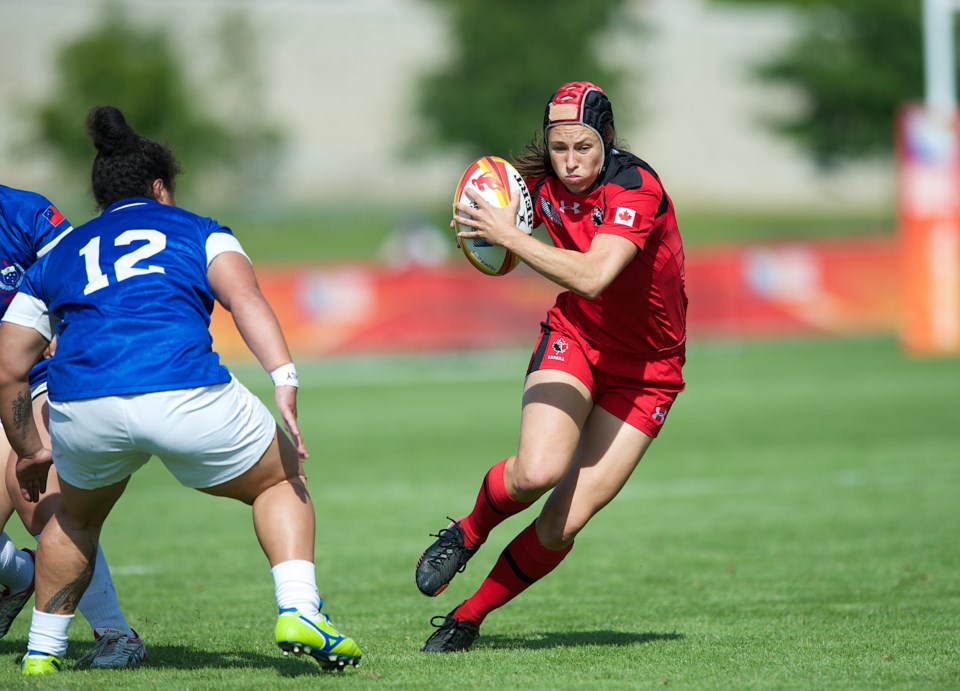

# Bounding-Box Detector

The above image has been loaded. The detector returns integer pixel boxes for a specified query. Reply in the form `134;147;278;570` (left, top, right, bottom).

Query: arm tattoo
42;562;95;614
11;391;30;441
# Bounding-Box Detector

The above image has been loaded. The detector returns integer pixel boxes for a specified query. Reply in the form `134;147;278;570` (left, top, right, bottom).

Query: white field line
109;565;160;576
320;466;958;504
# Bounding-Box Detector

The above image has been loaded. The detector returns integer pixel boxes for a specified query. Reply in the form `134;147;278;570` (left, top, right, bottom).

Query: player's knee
53;505;105;535
535;515;581;550
507;468;560;501
508;461;562;499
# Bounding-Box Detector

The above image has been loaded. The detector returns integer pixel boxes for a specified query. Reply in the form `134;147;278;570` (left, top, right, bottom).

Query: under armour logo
651;406;667;423
559;201;581;215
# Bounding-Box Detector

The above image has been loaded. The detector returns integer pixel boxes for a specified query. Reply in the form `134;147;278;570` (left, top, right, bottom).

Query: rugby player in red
416;81;687;652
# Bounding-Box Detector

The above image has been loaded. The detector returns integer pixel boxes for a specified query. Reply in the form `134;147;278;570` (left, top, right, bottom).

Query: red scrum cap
543;81;615;149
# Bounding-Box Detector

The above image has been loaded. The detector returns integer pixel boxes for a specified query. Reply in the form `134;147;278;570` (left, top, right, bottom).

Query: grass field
49;172;896;266
1;336;957;688
182;202;897;265
237;206;896;264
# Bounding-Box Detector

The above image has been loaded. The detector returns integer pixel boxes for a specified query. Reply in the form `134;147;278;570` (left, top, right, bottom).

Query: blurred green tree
714;0;931;167
415;0;632;159
29;5;282;201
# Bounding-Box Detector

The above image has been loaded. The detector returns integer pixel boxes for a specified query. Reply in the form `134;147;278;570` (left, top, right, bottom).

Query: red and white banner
685;237;898;341
211;237;900;361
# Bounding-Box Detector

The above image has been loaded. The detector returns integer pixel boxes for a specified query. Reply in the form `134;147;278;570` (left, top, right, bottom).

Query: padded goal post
898;0;960;355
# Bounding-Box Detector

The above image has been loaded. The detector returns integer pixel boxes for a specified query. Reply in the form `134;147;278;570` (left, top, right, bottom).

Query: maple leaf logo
614;207;636;226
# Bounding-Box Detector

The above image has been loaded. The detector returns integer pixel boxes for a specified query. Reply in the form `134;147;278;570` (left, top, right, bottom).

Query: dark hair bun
86;105;137;155
86;104;181;210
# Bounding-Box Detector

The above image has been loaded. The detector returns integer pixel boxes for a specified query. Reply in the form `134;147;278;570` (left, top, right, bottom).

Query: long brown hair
513;131;551;179
513;122;619;180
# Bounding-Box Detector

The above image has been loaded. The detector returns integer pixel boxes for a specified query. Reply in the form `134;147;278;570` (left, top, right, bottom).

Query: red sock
460;459;532;548
455;520;572;626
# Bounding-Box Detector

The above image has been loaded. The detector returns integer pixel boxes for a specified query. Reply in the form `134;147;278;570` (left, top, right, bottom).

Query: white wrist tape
270;363;299;388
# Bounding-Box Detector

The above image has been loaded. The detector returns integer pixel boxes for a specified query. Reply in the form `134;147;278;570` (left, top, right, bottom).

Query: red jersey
527;150;687;360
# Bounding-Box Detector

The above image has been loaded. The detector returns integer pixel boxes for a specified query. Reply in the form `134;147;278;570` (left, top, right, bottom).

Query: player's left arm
208;250;307;460
0;320;52;502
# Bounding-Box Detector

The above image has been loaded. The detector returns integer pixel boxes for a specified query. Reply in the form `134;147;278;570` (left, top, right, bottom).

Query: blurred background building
0;0;890;210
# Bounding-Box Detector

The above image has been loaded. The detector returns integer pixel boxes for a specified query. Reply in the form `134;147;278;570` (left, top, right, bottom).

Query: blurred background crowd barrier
209;237;900;359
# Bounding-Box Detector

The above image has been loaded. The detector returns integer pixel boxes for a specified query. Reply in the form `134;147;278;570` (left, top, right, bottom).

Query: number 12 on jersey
80;230;167;295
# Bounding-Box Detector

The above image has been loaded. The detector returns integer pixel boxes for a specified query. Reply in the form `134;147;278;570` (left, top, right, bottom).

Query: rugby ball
454;156;534;276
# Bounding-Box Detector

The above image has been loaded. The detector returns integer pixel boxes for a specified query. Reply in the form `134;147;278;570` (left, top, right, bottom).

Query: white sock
27;608;73;658
33;535;130;635
272;560;320;618
0;532;34;593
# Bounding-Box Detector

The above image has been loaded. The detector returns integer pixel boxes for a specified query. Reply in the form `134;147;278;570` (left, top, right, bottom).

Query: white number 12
80;229;167;295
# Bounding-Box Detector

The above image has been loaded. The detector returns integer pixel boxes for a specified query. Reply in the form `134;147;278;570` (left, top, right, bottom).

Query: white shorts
49;376;277;490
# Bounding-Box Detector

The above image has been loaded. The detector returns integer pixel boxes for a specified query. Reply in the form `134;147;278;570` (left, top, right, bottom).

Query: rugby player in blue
0;106;361;675
0;184;145;668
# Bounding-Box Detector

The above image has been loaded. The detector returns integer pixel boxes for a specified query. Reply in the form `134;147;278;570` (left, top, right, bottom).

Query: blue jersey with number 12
16;197;233;402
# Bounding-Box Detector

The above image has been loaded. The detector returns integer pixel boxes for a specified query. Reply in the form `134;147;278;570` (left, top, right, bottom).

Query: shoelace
76;631;137;667
99;632;125;650
429;614;465;633
427;518;470;570
427;614;477;646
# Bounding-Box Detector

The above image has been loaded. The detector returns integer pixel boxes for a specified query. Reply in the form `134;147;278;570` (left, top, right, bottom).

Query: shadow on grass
0;639;350;678
477;630;684;651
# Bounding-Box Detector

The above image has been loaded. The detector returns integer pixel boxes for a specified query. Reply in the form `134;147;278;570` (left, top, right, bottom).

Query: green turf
676;206;894;248
49;195;895;266
214;204;895;264
49;161;898;264
220;205;401;264
2;337;957;688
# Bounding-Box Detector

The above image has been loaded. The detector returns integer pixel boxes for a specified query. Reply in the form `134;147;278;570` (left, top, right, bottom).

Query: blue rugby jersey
0;185;75;390
6;197;241;401
0;185;73;311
